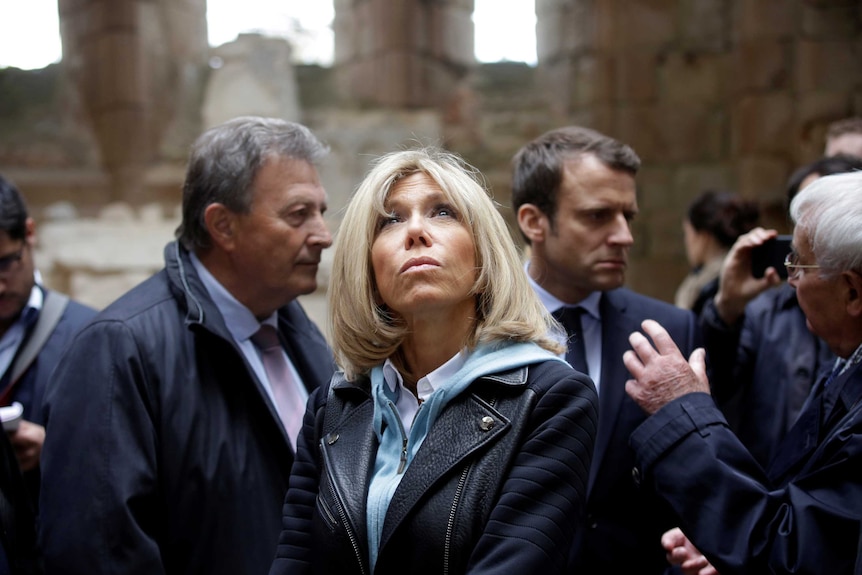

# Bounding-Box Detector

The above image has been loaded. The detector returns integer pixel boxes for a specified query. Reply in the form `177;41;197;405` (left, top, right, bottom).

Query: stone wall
1;0;860;328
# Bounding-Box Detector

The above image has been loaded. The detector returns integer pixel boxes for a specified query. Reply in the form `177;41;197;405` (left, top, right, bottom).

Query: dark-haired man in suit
512;126;699;574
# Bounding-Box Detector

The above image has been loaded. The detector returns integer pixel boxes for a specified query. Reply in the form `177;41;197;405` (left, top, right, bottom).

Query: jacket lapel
380;392;511;547
768;362;862;483
319;396;377;550
589;292;633;489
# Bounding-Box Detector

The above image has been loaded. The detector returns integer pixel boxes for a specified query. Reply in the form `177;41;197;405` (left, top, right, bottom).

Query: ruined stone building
0;0;860;330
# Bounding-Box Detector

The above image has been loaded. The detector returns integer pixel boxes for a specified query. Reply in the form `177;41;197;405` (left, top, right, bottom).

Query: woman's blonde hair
329;147;564;379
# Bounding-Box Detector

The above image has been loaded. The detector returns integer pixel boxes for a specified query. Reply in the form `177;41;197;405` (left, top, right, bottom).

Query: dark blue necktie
553;306;589;375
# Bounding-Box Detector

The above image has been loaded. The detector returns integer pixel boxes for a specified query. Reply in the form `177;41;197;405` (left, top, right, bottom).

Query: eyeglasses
784;251;820;279
0;245;24;275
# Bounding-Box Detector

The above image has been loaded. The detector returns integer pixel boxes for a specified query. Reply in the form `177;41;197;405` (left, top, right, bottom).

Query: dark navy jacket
1;288;96;505
559;288;700;575
630;358;862;574
39;242;335;575
701;283;834;466
270;359;599;575
1;288;97;427
0;429;40;575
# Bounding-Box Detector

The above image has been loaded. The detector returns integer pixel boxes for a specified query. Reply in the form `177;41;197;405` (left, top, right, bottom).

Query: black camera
750;235;792;280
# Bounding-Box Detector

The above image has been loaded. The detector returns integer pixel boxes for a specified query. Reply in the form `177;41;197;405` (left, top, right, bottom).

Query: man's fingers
689;348;708;384
661;527;686;549
622;350;644;380
640;319;682;356
627;330;658;361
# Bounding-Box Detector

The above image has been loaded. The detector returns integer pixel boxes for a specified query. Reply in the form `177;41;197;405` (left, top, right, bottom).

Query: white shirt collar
382;349;468;403
524;261;602;320
188;252;277;341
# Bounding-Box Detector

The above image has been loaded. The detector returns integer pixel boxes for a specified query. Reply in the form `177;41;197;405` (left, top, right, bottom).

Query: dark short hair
511;126;640;237
0;174;29;240
826;117;862;140
785;154;862;207
175;116;329;252
686;189;760;249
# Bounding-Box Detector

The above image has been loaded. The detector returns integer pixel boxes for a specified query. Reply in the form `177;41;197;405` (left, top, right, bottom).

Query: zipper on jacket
387;401;409;474
442;395;496;574
325;461;367;575
443;465;471;575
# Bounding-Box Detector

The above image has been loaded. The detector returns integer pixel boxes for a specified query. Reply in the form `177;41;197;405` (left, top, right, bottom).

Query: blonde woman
270;148;598;575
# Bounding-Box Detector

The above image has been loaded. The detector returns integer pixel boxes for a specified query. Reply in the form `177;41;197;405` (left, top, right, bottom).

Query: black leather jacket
270;360;598;575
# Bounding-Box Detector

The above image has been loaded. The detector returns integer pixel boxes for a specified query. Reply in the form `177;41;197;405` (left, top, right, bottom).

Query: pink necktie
251;325;305;450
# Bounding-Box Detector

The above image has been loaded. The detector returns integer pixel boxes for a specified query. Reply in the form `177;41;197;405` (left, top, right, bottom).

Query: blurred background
0;0;860;332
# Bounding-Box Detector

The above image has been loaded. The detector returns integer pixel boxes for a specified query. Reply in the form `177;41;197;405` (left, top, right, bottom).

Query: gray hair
790;171;862;275
176;116;329;251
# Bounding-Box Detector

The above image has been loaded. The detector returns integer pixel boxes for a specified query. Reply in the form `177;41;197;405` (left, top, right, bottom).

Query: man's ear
844;270;862;318
24;217;36;247
517;204;549;244
203;203;237;251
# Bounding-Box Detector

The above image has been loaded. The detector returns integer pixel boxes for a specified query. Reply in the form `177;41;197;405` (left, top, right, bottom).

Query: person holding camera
700;154;862;466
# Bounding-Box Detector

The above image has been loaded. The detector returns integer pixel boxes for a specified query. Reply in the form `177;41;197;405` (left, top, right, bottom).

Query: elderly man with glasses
623;170;862;574
697;155;862;469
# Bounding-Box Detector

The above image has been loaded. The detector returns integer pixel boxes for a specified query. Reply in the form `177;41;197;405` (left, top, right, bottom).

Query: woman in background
675;189;759;316
269;147;598;575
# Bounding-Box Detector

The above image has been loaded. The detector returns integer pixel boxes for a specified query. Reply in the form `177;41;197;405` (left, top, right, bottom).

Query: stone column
333;0;475;108
57;0;208;203
535;0;618;129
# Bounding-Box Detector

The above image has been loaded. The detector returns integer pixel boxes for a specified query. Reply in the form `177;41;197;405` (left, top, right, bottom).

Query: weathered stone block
733;40;789;93
428;2;475;65
732;94;795;156
733;0;796;42
635;165;675;210
796;39;862;93
671;165;737;226
627;255;689;303
649;209;690;258
658;52;730;106
570;54;615;107
619;0;678;48
536;7;565;61
354;1;374;58
617;49;658;103
536;0;582;17
736;156;793;204
617;104;725;163
680;0;730;53
332;10;355;64
537;59;573;116
369;0;412;52
801;3;860;39
202;36;300;129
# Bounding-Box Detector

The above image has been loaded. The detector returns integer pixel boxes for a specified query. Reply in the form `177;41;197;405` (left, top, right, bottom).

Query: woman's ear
517;204;549;245
203;203;236;251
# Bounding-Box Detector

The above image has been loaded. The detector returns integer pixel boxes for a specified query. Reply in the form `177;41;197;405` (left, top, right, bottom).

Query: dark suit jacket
0;289;96;509
701;283;834;466
568;288;699;574
0;429;41;575
1;289;97;426
40;242;335;575
630;359;862;574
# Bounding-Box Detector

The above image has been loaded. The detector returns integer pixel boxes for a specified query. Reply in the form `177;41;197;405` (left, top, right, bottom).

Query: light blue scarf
365;341;566;570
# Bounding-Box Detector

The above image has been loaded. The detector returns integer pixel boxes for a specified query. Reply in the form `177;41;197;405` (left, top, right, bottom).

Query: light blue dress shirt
188;253;308;416
0;283;41;380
